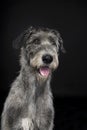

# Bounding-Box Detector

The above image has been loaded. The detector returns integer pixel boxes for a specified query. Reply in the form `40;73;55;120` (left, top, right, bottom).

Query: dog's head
13;26;65;80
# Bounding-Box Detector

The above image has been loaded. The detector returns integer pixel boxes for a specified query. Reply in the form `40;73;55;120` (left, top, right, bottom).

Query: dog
1;26;65;130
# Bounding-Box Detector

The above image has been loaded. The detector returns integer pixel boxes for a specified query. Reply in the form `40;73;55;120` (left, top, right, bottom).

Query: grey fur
1;27;64;130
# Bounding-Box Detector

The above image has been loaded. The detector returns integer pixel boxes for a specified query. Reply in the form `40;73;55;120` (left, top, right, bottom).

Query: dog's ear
52;30;66;53
13;26;35;49
12;32;24;49
58;34;66;53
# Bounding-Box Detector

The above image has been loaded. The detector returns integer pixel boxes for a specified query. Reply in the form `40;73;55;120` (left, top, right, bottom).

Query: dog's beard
36;66;52;84
30;64;58;83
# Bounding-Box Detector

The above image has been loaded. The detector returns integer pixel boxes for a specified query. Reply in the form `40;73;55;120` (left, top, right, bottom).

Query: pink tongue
40;67;50;77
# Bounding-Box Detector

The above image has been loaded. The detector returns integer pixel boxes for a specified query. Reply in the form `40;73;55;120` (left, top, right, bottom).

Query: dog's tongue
40;67;50;77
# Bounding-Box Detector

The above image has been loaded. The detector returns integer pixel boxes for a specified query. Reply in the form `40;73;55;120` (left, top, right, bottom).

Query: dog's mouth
38;66;50;78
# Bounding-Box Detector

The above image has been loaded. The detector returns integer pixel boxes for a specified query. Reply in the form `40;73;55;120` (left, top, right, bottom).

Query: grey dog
1;26;65;130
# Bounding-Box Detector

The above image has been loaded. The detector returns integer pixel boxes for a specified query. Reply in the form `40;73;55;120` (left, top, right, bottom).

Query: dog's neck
19;66;52;101
19;53;51;98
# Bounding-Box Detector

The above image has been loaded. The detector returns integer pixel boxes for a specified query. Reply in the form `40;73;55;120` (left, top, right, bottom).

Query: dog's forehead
31;31;57;40
25;30;59;47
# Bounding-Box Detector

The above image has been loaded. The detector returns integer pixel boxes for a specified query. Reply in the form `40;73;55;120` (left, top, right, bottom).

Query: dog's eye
29;51;34;57
57;51;60;55
52;42;57;46
49;36;57;47
32;38;40;45
51;41;57;47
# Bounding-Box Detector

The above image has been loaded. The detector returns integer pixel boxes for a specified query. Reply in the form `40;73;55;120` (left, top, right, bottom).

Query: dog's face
13;27;65;80
27;31;59;80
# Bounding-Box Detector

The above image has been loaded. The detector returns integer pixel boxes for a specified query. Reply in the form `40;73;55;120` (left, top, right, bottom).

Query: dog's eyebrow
31;37;40;45
26;36;41;45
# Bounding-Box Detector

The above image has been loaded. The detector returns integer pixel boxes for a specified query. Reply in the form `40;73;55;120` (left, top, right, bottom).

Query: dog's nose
42;54;53;64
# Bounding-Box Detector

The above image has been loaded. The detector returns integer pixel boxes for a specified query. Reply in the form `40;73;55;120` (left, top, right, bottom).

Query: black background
0;0;87;129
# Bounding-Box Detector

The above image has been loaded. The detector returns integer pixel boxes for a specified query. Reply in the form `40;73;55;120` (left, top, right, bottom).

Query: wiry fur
1;26;65;130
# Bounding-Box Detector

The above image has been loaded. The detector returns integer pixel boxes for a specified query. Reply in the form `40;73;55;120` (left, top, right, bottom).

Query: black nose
42;54;53;64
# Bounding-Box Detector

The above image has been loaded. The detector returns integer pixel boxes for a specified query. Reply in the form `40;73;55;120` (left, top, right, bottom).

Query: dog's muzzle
38;54;53;78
